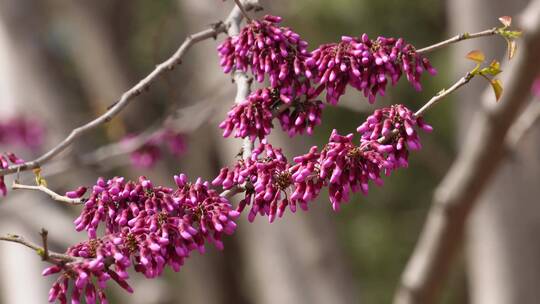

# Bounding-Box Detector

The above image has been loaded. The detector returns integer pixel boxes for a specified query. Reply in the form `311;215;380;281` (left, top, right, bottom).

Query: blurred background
0;0;539;303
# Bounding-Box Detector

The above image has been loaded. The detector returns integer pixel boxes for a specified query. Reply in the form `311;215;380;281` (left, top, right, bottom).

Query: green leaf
466;50;485;63
498;16;512;27
33;168;47;187
480;60;502;76
491;79;503;101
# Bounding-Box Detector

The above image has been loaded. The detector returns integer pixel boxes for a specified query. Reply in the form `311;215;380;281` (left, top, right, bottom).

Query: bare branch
414;72;474;117
0;233;77;263
12;182;84;205
416;27;498;54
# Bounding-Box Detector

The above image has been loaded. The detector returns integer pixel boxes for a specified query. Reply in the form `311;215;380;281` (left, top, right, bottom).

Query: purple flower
0;152;25;197
217;15;310;89
278;98;324;137
219;88;276;141
220;86;325;141
130;143;161;168
213;143;295;222
356;104;432;169
306;35;436;104
50;174;239;302
292;130;390;211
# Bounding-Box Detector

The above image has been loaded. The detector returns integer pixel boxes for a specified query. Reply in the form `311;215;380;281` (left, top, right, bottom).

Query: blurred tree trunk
448;0;540;303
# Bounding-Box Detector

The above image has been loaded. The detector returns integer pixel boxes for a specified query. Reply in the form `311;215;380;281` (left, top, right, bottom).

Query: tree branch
414;73;474;117
416;27;498;54
12;182;84;205
393;2;540;303
0;233;77;263
227;1;259;159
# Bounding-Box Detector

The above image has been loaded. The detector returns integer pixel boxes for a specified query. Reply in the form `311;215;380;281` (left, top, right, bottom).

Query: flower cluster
0;116;45;151
218;15;436;143
357;104;432;169
0;152;24;196
218;15;310;90
126;129;187;169
28;13;444;304
306;35;436;104
219;87;324;141
213;143;296;222
217;104;432;219
290;131;392;212
47;175;239;303
219;88;276;141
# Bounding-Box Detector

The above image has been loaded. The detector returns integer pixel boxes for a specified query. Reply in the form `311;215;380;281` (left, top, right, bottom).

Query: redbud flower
50;174;239;303
293;130;391;211
356;104;432;169
219;88;276;141
306;35;436;105
278;98;324;137
217;15;310;89
0;152;25;196
130;143;161;169
220;87;325;141
213;143;295;222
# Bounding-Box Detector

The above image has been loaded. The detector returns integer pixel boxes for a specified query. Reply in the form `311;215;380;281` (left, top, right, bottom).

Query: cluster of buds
306;35;436;104
218;15;435;143
219;88;276;141
220;87;325;141
48;175;239;303
217;15;310;89
216;104;432;220
213;143;297;222
290;131;391;212
126;128;186;169
357;104;432;169
0;152;24;196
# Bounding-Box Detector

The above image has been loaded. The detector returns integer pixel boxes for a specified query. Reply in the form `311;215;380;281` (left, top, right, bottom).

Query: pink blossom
306;35;436;104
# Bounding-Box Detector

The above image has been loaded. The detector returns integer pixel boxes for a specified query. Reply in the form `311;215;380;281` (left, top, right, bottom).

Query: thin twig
374;73;475;144
0;234;77;262
12;182;84;205
416;28;498;54
414;72;474;117
39;228;49;261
